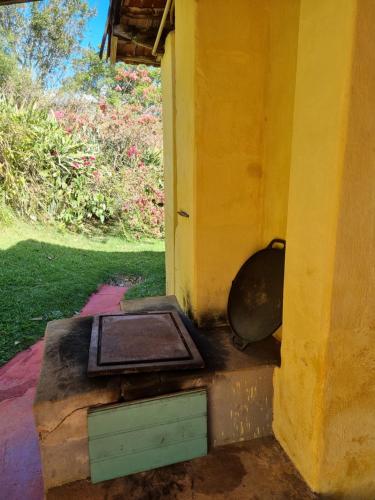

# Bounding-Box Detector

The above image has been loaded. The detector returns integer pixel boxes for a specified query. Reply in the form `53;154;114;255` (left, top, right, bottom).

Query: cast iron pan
228;239;286;350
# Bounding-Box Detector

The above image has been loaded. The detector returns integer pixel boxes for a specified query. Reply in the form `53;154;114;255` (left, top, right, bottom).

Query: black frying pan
228;239;286;350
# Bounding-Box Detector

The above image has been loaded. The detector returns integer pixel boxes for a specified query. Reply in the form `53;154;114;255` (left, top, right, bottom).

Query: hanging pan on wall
227;239;286;350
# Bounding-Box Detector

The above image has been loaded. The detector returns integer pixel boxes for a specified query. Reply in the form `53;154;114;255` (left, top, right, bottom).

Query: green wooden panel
91;439;207;483
90;416;206;461
88;389;207;483
88;390;206;436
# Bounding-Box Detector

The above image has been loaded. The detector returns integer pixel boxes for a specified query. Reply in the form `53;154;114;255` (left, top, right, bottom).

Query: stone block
33;317;122;490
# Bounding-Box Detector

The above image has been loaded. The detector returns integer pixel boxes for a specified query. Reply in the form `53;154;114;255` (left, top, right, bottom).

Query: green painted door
88;389;207;483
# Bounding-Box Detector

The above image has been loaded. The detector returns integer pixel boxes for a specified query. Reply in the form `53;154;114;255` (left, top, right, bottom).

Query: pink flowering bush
50;64;164;238
110;64;161;110
54;92;164;238
0;64;164;238
0;95;116;229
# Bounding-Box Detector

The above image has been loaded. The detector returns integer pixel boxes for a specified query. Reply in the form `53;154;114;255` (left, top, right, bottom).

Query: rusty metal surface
228;239;286;350
99;313;190;363
88;311;204;376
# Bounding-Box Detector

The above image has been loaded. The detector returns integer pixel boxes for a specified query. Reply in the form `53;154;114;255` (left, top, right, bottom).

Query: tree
63;48;117;98
0;0;95;86
0;50;15;88
63;49;162;109
0;47;36;100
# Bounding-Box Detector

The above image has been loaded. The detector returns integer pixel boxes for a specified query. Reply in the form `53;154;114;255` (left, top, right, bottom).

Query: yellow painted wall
194;0;268;324
273;0;357;485
169;0;197;315
161;33;176;295
262;0;300;341
273;0;375;496
262;1;300;245
162;0;375;496
318;0;375;495
162;0;375;495
163;0;299;324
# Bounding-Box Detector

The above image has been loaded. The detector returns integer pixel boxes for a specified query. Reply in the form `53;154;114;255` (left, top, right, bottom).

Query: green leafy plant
0;95;114;230
0;188;13;226
0;62;164;239
56;64;164;238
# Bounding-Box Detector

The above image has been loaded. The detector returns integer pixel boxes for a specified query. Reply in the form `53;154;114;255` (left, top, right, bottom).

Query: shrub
54;101;164;238
0;52;37;102
0;95;114;230
0;188;13;226
54;67;164;239
0;64;164;239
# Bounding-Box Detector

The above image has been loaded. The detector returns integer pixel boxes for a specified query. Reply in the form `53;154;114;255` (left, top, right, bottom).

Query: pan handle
268;239;286;249
232;335;249;351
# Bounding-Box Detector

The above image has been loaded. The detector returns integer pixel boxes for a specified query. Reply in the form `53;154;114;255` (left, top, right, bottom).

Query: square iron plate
88;311;204;376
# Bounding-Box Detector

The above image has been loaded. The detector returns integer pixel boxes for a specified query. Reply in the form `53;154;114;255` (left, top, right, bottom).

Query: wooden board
88;311;204;376
88;389;207;483
0;1;39;5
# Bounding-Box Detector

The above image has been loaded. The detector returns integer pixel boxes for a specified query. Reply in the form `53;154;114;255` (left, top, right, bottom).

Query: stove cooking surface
99;313;191;364
88;311;204;376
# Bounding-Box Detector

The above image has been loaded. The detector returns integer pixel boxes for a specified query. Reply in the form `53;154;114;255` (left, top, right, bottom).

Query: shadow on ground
0;239;165;365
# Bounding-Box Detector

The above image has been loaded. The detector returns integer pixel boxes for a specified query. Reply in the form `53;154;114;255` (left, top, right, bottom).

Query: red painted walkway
80;285;127;317
0;285;127;500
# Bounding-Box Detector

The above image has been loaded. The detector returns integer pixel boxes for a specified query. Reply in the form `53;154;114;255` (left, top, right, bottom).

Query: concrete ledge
33;317;122;489
34;296;280;491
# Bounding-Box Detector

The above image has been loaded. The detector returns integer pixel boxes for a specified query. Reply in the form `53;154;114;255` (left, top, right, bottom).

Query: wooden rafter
0;0;39;5
100;0;174;66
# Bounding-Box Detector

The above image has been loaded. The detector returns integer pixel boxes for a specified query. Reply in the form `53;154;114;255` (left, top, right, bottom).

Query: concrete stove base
33;296;280;492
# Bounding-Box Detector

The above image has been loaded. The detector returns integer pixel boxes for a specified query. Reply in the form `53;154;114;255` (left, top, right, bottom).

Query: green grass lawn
0;221;165;365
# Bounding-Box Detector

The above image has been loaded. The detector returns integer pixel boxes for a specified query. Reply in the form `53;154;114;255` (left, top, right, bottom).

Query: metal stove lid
88;310;204;376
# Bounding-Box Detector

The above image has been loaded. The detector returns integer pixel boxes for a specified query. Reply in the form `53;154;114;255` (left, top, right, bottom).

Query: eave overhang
0;0;39;5
100;0;175;66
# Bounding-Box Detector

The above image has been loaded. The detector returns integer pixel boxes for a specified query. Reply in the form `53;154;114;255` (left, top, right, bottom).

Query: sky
84;0;109;51
6;0;111;85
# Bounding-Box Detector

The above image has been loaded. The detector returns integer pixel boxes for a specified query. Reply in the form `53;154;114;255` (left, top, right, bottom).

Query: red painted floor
0;285;127;500
80;285;127;317
0;341;44;500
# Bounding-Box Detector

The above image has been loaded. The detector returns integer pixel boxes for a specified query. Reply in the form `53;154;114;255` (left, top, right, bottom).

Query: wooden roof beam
0;0;39;4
